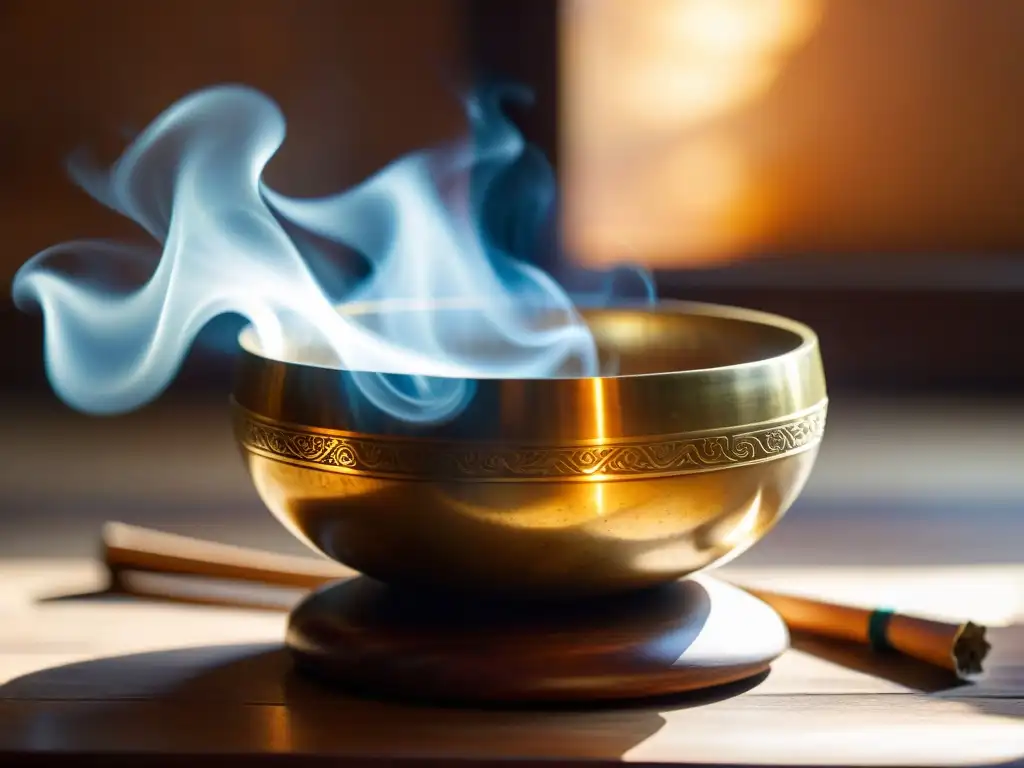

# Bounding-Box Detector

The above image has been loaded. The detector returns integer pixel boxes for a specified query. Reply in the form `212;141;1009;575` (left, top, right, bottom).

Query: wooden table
0;560;1021;767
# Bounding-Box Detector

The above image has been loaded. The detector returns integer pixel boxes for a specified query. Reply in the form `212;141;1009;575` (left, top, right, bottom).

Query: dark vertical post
463;0;559;169
462;0;561;275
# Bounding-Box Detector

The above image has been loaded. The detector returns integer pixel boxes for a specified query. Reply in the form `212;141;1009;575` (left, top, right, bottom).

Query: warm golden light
562;0;823;265
264;707;294;753
591;377;607;441
590;377;609;514
601;0;821;131
566;2;1024;264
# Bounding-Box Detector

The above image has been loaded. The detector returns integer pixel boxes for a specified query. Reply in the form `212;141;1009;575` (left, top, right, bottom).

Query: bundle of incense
742;586;990;679
100;522;990;678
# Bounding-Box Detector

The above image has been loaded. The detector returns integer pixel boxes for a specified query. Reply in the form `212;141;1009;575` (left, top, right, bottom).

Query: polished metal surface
233;301;827;597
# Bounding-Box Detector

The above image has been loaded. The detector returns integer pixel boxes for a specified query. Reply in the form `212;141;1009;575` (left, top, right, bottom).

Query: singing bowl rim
235;297;819;381
232;300;827;439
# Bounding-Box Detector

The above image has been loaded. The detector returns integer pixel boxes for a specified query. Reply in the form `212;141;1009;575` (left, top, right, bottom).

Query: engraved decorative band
234;401;826;481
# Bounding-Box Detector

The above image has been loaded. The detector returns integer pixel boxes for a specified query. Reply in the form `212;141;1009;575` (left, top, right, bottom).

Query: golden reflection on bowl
232;301;826;598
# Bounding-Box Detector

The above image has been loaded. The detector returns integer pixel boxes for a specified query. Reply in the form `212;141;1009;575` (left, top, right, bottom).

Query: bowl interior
585;308;804;376
237;301;808;379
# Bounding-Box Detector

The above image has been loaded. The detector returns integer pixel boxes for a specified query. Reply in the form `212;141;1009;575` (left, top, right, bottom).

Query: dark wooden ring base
286;574;788;703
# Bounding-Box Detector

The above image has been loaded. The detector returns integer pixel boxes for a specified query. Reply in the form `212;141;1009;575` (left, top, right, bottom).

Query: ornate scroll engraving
236;404;826;481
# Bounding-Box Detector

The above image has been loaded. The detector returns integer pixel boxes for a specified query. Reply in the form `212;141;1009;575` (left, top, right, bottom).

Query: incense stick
739;586;989;678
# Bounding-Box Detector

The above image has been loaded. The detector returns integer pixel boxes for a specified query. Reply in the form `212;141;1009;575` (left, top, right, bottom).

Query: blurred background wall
562;0;1024;266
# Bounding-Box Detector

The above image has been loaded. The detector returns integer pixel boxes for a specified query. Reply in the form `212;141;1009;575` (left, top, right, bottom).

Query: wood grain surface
0;560;1021;766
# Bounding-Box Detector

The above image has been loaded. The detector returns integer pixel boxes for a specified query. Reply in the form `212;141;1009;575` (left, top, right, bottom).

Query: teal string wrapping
868;608;895;651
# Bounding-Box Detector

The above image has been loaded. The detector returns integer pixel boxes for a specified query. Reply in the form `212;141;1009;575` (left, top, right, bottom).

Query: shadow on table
39;574;303;613
791;627;1024;724
1;633;1021;765
790;632;967;693
0;641;772;760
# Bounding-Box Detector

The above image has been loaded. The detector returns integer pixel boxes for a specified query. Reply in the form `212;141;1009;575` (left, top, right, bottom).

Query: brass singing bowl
232;301;827;598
